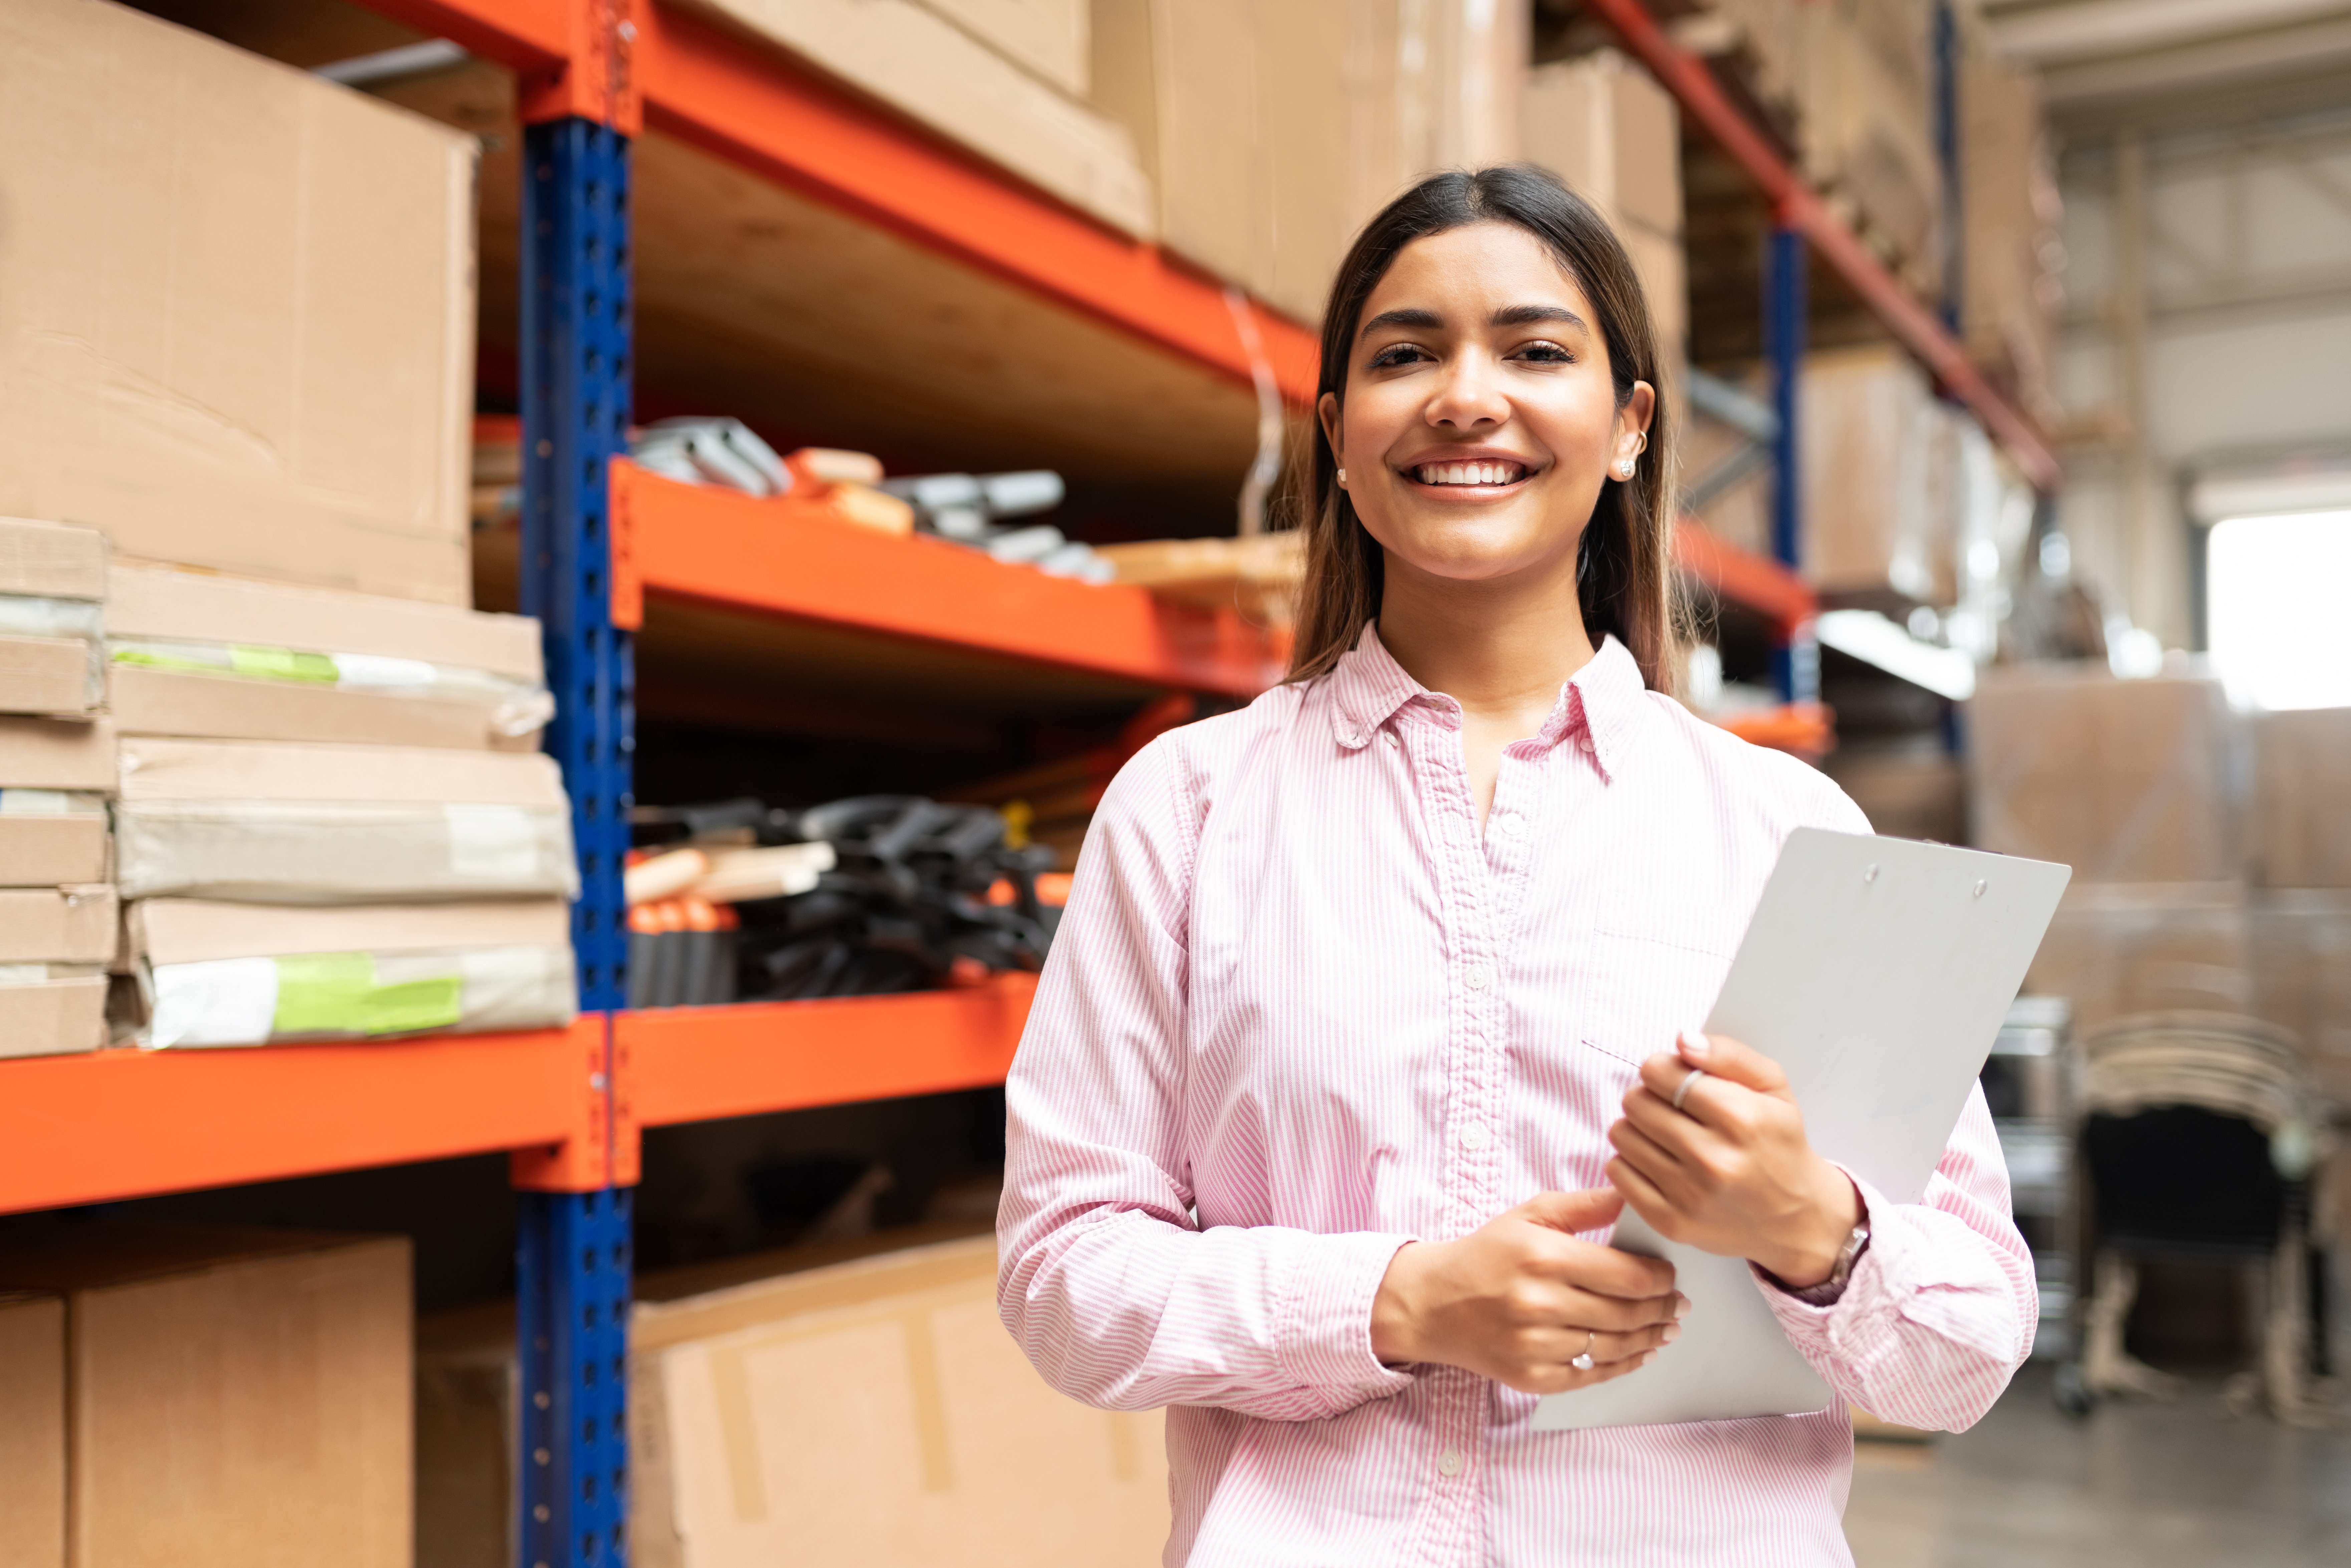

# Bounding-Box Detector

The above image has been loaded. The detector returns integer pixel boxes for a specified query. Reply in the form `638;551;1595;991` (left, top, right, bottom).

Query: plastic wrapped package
129;898;577;1048
114;737;576;903
1968;666;2245;883
0;517;108;715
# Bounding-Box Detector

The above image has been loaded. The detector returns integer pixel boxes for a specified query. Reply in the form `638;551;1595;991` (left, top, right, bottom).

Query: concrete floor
1844;1366;2351;1566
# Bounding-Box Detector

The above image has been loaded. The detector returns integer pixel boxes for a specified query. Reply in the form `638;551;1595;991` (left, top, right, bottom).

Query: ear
1317;391;1345;481
1615;380;1657;463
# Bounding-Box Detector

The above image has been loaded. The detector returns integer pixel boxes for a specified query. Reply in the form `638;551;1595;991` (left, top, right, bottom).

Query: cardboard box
418;1230;1166;1568
924;0;1087;95
0;716;115;792
107;666;539;752
117;735;566;808
0;517;107;601
1522;51;1681;238
2252;891;2351;1104
2253;707;2351;887
1823;750;1967;845
0;977;107;1061
1967;667;2243;883
0;636;91;717
1799;344;1955;601
108;562;540;680
0;1218;411;1568
0;1293;64;1568
0;813;108;886
0;0;476;607
132;898;571;966
0;885;114;964
2023;883;2251;1037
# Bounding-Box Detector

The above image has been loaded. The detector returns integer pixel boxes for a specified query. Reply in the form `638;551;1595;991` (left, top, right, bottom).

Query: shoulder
1633;691;1872;838
1090;680;1320;863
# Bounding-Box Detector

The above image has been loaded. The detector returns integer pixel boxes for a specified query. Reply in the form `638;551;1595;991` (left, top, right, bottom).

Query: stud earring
1615;460;1636;479
1336;467;1347;483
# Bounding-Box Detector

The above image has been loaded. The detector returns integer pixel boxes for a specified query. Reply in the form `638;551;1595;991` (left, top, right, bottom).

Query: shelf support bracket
1765;223;1817;704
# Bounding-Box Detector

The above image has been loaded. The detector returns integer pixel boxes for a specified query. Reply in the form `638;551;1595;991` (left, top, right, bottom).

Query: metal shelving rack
0;4;2067;1566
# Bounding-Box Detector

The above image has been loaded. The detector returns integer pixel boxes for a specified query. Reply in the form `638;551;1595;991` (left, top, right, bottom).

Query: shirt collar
1325;620;1646;778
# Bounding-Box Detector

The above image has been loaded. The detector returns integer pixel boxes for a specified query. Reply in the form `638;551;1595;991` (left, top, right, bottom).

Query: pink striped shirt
999;627;2035;1567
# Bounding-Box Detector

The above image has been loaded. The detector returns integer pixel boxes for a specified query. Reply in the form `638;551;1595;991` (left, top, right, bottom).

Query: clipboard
1531;828;2071;1433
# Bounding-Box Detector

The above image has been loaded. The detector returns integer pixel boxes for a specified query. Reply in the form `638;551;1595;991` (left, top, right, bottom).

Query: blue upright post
1933;0;1963;335
518;115;636;1568
1765;224;1815;703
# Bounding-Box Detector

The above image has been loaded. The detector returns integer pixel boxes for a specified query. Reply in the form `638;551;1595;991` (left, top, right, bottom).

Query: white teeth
1415;461;1523;486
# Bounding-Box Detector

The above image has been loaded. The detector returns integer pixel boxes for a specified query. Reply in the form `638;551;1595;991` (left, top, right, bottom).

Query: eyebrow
1358;303;1589;339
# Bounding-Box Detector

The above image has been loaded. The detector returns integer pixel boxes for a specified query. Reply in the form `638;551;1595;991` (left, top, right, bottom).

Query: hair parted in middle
1288;163;1685;695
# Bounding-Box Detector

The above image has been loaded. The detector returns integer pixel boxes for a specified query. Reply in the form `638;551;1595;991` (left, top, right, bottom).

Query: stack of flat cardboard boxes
0;1218;412;1568
0;519;115;1059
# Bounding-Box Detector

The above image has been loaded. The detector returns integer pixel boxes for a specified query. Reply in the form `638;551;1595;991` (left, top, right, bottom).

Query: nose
1424;348;1509;433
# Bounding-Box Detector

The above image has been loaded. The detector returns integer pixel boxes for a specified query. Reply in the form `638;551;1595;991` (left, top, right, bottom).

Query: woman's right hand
1369;1188;1685;1394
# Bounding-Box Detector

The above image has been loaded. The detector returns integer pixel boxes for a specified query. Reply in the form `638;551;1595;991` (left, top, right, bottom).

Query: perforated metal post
518;115;636;1568
1765;223;1816;703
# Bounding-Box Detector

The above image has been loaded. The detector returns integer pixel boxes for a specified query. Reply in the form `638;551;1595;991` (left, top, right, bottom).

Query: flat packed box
107;562;547;750
0;517;107;602
0;0;477;607
0;715;115;792
418;1227;1163;1568
1969;666;2242;883
0;1218;411;1568
115;736;575;903
0;810;108;885
2254;707;2351;887
0;1292;64;1568
0;885;114;963
0;637;91;718
0;977;106;1061
130;897;577;1047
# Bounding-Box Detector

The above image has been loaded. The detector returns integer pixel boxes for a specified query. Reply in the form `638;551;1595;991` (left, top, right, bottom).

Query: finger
1606;1153;1684;1238
1587;1319;1681;1365
1516;1187;1623;1237
1533;1347;1659;1395
1558;1286;1687;1333
1679;1030;1789;1097
1606;1118;1700;1208
1618;1088;1712;1162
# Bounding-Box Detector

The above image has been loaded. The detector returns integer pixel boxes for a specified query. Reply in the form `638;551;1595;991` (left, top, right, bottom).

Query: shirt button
1465;966;1491;991
1577;733;1596;754
1382;730;1401;749
1437;1448;1465;1477
1492;813;1521;838
1460;1121;1489;1150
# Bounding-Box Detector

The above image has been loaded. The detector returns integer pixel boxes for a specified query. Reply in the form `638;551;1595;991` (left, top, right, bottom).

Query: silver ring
1571;1331;1596;1372
1671;1066;1708;1112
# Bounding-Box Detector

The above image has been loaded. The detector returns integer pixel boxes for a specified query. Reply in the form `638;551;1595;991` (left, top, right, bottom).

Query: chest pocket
1579;928;1733;1066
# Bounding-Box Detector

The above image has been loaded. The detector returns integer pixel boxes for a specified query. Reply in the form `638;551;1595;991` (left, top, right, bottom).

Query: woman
998;166;2033;1566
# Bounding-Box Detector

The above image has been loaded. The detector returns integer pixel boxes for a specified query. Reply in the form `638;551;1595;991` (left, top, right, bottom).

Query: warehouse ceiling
1979;0;2351;137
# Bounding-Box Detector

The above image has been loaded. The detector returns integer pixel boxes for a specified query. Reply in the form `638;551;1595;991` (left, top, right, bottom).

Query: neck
1373;548;1598;727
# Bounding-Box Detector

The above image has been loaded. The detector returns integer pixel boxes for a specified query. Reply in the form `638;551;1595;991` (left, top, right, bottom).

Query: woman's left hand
1604;1031;1864;1290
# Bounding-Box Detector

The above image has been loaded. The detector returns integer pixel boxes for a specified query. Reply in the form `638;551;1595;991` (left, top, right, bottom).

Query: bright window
2207;510;2351;710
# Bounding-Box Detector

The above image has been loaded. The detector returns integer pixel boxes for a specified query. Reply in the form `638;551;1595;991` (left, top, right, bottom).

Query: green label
229;645;338;684
272;953;464;1038
111;646;219;672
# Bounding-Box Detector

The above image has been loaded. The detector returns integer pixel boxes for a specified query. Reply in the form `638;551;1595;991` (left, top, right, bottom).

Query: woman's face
1319;221;1653;589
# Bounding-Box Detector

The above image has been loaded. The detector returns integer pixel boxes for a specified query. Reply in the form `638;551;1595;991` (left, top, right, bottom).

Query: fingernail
1674;1294;1691;1319
1681;1030;1712;1060
1663;1323;1681;1344
1641;1350;1658;1366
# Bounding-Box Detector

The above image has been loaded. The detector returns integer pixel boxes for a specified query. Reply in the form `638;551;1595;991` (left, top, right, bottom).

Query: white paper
149;957;279;1048
444;804;547;884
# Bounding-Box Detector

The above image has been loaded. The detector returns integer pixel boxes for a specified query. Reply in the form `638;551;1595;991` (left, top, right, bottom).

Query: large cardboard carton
1968;667;2242;883
0;716;115;792
418;1229;1165;1568
0;0;477;606
1521;51;1681;239
0;1293;64;1568
1798;345;1953;601
0;1219;411;1568
2253;707;2351;887
2024;883;2251;1036
0;886;115;964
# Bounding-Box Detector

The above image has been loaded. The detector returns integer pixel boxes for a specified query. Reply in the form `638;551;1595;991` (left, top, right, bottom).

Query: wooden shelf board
623;974;1036;1128
0;1021;600;1217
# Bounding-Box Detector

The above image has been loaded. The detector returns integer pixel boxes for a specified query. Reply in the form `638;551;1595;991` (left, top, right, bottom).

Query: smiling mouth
1410;460;1529;487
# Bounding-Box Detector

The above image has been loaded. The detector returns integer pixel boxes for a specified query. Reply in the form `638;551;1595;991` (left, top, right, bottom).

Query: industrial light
2207;510;2351;710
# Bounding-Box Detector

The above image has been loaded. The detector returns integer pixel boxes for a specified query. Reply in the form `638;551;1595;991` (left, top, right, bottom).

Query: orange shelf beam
623;974;1036;1128
1671;517;1816;637
619;462;1290;696
0;1021;605;1217
362;0;1319;406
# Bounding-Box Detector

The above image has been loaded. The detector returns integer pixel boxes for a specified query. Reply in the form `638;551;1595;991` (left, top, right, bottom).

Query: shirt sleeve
996;734;1421;1421
1757;1083;2039;1432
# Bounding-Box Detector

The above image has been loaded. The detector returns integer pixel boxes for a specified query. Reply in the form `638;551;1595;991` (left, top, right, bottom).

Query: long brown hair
1288;165;1682;694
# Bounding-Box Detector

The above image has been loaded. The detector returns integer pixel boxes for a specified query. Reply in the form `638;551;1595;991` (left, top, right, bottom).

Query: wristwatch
1773;1223;1871;1308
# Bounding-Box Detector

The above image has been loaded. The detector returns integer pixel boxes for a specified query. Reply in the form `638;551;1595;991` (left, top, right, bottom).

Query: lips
1412;460;1528;486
